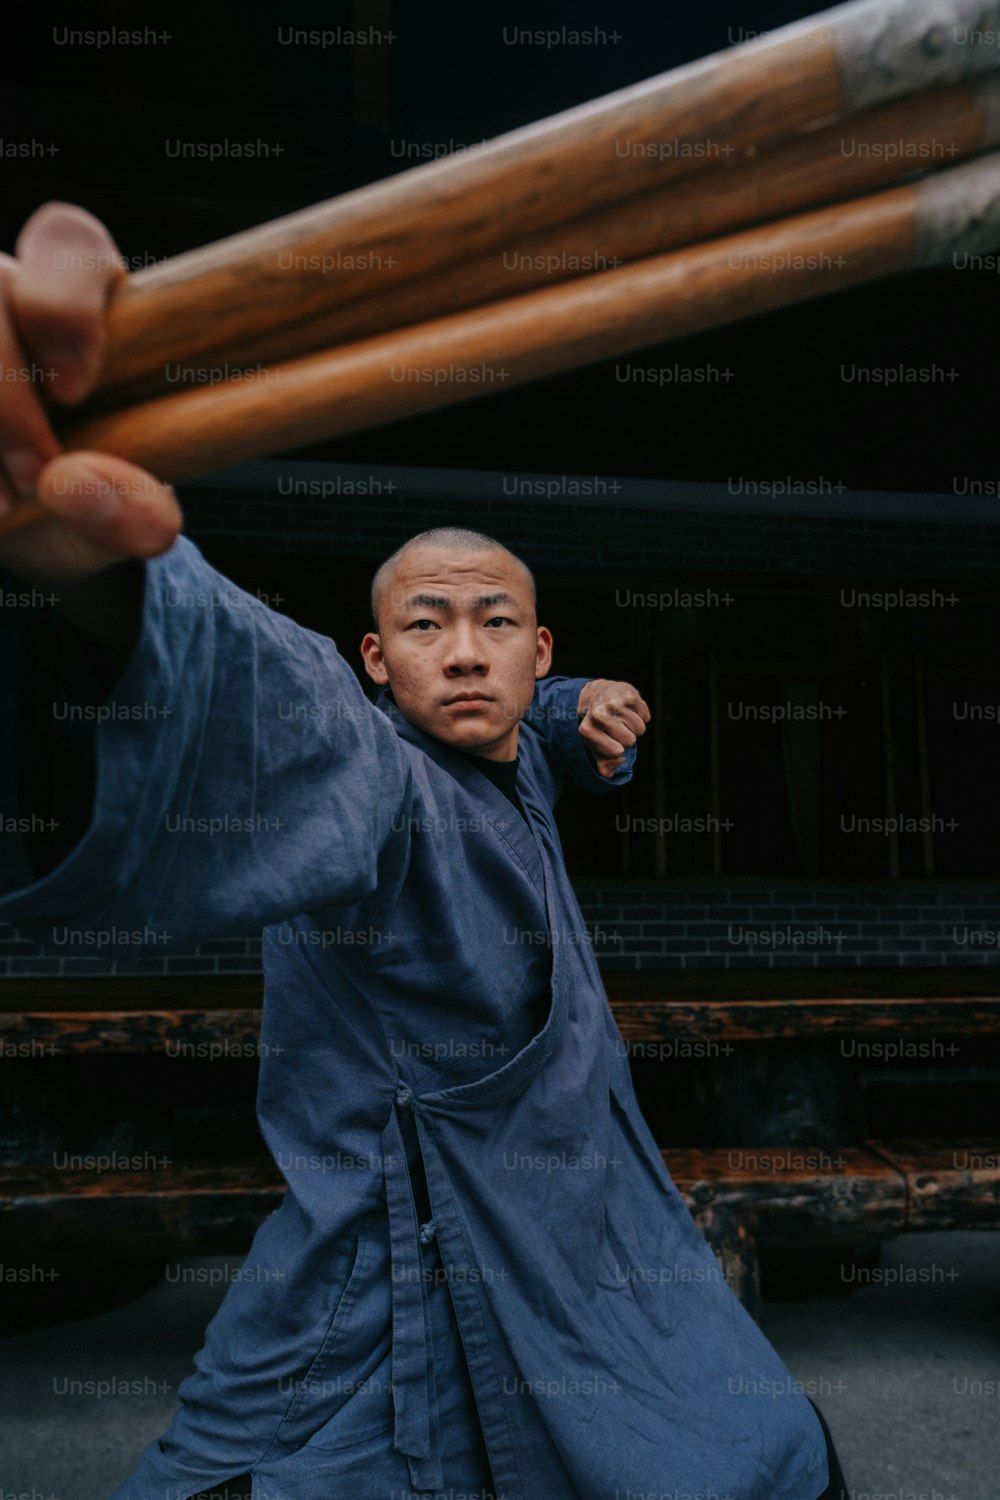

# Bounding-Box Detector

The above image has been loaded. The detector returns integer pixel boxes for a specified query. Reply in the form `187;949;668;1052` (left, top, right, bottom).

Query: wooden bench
3;967;999;1052
2;1138;998;1317
1;969;998;1320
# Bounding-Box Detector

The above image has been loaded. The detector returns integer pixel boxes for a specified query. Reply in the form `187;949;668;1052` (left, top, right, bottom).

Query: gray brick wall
573;882;1000;970
5;463;997;981
3;883;997;977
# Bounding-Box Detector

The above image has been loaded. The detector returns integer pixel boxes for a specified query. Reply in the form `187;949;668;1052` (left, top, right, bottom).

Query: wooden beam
868;1137;1000;1228
2;971;999;1052
0;1160;283;1257
670;1144;908;1243
1;1138;995;1259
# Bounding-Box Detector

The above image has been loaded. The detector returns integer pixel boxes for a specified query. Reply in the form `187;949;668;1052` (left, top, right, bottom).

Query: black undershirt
461;751;529;826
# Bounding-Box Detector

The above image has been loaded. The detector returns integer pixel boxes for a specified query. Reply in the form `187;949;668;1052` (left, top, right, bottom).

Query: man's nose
443;623;488;674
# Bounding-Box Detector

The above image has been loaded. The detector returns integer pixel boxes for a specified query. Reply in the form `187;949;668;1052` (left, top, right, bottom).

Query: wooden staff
82;73;1000;408
0;152;975;501
83;0;1000;397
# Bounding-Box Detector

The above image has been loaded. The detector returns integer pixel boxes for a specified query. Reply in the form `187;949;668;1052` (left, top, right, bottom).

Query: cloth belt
380;1082;444;1491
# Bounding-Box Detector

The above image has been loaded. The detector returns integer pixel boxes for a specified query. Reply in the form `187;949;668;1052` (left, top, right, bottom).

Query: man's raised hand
0;203;181;585
577;678;651;778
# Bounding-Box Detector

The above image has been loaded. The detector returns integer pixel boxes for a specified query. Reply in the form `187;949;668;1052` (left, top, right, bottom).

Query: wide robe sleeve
521;673;637;806
0;536;410;949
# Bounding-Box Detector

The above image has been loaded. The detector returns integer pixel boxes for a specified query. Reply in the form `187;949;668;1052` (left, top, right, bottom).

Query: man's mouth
442;692;494;709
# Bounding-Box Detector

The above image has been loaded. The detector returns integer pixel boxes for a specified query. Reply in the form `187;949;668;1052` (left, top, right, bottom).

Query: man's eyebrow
403;594;450;609
474;592;517;608
400;592;519;610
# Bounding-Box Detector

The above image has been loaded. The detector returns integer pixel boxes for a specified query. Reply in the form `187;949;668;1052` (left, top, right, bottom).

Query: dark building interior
1;11;998;1494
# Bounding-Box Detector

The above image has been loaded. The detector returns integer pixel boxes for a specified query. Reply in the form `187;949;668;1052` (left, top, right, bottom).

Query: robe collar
374;686;547;899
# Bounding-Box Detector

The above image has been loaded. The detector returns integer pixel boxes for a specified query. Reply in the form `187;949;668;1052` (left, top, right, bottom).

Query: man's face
361;545;553;760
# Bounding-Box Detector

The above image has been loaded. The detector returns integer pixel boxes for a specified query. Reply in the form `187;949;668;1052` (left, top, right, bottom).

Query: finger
607;706;649;739
613;687;652;723
0;255;62;501
34;451;182;562
577;680;650;729
596;755;627;779
11;203;126;404
584;706;643;748
580;720;633;760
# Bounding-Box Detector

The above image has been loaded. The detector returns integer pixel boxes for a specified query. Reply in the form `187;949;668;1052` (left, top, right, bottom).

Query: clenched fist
0;202;181;587
577;678;651;778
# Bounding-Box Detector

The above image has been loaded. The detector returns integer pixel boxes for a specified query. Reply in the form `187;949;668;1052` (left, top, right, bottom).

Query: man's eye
485;616;513;627
408;619;439;630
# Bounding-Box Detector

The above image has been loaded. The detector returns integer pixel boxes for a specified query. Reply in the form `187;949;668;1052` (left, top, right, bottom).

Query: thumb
35;451;183;566
0;452;183;583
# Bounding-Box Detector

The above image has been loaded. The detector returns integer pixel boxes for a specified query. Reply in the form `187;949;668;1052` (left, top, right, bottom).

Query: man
0;205;833;1499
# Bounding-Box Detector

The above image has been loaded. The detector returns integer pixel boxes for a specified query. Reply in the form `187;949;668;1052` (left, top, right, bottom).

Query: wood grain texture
696;1204;762;1318
2;997;997;1053
670;1144;908;1242
4;1138;995;1255
56;186;918;484
868;1137;1000;1227
608;995;1000;1042
85;30;842;394
0;1160;282;1256
70;0;1000;396
83;77;999;410
2;971;998;1052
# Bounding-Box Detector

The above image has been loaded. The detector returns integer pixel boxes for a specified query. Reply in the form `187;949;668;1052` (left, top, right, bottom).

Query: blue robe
0;537;828;1500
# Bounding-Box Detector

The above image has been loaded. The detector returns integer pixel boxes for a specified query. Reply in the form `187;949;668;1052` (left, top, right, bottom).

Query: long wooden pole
83;74;1000;409
83;0;1000;396
26;154;993;488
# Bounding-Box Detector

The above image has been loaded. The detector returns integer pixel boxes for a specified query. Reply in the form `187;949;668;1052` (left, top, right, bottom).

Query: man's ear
534;625;554;678
360;631;389;684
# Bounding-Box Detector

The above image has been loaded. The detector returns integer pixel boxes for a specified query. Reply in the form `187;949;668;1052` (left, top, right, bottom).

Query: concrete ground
2;1231;998;1500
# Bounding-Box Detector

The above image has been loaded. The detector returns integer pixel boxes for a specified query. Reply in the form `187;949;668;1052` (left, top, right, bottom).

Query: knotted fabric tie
380;1085;444;1491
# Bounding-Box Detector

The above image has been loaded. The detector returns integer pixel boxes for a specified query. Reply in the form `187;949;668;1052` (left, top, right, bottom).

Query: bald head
370;527;535;630
361;527;552;759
